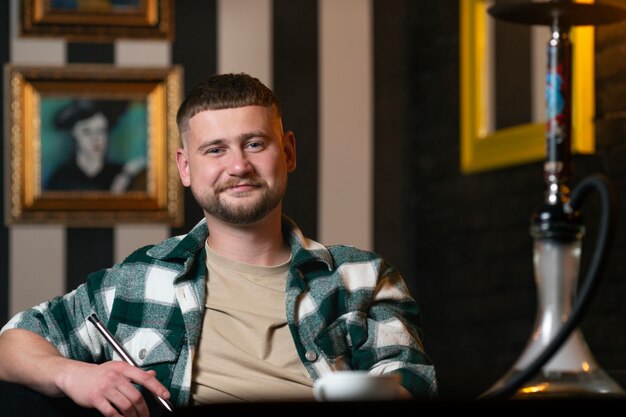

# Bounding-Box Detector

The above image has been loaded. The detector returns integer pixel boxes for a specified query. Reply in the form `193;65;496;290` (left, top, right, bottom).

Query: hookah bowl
481;1;626;399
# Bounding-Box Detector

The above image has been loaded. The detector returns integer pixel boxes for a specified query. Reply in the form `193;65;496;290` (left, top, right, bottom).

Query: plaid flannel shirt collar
146;215;335;276
147;219;208;262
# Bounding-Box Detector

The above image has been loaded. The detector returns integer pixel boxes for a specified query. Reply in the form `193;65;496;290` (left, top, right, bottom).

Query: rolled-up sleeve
1;268;114;363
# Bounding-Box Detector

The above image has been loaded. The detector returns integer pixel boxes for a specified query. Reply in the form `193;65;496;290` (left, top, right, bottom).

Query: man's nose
226;150;253;175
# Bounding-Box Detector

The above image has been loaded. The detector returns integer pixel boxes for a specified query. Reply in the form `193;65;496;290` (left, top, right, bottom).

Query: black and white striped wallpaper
1;0;412;325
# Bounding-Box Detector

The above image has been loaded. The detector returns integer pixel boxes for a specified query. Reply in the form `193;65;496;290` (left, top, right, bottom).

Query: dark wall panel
171;0;217;236
172;1;216;93
66;229;114;292
273;0;319;240
67;43;114;63
373;0;416;295
495;21;531;130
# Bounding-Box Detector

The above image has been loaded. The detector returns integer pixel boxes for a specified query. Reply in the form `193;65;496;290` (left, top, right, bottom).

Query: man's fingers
99;366;147;417
107;386;139;417
114;382;150;417
94;397;123;417
124;366;170;400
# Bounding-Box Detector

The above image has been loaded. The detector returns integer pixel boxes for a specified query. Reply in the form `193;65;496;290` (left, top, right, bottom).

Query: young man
0;73;437;417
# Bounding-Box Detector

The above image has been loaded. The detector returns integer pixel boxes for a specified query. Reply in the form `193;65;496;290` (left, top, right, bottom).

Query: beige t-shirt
191;242;314;404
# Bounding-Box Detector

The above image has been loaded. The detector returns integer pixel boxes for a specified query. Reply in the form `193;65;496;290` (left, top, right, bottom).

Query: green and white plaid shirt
1;216;437;405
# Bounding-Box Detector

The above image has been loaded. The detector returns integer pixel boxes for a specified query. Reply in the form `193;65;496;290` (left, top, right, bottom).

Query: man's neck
205;210;290;266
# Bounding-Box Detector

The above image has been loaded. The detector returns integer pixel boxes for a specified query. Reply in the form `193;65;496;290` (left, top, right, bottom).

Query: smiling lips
218;179;265;194
227;183;256;192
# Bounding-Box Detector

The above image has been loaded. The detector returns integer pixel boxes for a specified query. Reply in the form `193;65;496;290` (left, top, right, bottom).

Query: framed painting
20;0;174;42
460;0;595;173
4;64;184;226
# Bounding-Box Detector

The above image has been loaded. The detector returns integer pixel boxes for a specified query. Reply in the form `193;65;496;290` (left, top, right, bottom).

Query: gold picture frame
4;64;184;226
20;0;174;42
460;0;595;173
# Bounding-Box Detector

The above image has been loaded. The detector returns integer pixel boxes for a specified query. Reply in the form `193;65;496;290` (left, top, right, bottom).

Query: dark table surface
2;380;625;417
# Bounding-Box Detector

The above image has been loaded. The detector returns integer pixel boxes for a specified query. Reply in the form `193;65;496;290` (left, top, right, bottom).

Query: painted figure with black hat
46;98;146;193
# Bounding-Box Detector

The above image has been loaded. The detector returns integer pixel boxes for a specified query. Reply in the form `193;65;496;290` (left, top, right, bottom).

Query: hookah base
508;369;626;399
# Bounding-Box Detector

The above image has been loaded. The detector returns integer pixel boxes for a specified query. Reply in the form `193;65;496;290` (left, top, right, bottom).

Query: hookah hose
479;173;617;400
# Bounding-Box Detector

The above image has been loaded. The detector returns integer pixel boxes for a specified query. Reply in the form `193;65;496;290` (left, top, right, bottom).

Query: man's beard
191;177;286;225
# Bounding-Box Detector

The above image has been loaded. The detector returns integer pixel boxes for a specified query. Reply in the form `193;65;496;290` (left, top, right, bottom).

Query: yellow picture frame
460;0;595;173
4;64;184;226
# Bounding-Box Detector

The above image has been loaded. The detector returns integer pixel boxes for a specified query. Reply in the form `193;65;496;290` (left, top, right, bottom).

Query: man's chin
218;195;263;210
212;210;269;225
210;200;267;222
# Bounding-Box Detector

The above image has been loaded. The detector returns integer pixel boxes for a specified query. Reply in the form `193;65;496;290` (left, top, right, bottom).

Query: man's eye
204;148;223;155
246;142;264;151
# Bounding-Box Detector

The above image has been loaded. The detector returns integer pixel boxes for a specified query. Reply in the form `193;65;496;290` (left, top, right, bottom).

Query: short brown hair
176;73;281;134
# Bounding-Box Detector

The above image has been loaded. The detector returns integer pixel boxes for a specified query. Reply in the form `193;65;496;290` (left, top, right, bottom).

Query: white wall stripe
115;40;171;67
114;225;170;264
9;225;66;316
9;0;65;65
217;0;272;87
319;0;373;250
8;0;66;317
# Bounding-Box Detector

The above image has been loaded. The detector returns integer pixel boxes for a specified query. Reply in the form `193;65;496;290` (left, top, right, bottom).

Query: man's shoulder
120;240;187;265
119;219;208;266
316;245;401;289
325;244;385;266
121;243;161;264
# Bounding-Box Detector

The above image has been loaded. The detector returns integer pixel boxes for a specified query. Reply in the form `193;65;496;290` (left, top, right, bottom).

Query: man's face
176;105;296;225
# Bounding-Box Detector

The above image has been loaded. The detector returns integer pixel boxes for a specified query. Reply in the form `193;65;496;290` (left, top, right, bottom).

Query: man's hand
56;360;170;417
0;329;170;416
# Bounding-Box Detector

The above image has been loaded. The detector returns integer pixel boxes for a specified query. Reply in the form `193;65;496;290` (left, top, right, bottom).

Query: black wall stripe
67;42;114;64
171;0;217;236
373;0;416;292
273;0;319;240
65;44;115;292
66;229;115;292
0;0;10;324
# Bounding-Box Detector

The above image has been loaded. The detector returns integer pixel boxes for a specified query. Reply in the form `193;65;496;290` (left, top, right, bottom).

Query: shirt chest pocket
113;323;185;368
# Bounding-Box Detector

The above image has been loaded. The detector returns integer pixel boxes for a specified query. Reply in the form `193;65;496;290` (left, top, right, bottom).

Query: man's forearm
0;328;72;397
0;328;171;416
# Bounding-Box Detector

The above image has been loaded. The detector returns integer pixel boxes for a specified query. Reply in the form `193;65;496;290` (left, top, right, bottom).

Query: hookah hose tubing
479;173;617;400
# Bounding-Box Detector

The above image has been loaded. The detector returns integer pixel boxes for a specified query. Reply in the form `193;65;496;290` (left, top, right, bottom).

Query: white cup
313;371;403;401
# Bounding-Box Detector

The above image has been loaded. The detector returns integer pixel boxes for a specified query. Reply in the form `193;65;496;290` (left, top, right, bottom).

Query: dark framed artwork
20;0;174;42
4;64;184;226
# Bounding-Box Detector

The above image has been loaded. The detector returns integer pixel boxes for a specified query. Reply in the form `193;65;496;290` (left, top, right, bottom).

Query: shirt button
305;351;317;362
138;348;147;360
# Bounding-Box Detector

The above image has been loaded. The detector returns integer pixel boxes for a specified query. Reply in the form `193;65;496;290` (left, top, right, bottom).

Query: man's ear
283;131;296;173
176;147;191;187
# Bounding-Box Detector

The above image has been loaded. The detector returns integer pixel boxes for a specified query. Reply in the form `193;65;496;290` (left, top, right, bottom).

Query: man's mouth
218;180;264;193
227;183;256;192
